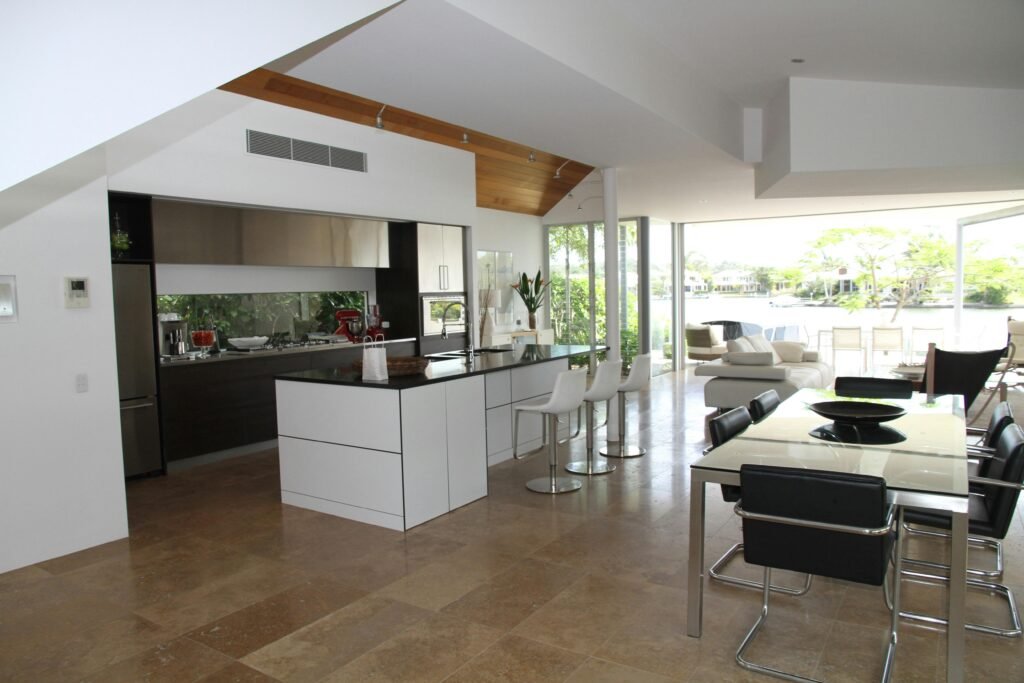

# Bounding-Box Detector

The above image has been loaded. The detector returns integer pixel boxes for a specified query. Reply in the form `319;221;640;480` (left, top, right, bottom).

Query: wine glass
190;329;216;358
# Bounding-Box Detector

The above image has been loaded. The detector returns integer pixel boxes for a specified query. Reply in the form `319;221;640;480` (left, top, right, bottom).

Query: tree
801;231;846;302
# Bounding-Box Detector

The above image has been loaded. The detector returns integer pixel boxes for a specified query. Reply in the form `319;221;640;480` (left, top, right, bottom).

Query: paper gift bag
362;335;388;381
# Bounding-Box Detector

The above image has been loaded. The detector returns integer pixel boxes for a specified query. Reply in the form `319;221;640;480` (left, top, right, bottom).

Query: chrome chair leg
737;509;903;683
565;400;616;475
709;543;812;596
899;568;1022;637
902;523;1003;579
526;413;582;494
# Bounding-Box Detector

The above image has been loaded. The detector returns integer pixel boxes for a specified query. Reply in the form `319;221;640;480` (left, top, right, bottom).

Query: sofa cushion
772;341;806;363
745;334;783;364
724;351;775;366
727;337;755;353
695;361;791;381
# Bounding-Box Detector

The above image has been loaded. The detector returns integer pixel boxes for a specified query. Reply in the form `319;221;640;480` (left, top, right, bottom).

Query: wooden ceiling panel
220;69;594;217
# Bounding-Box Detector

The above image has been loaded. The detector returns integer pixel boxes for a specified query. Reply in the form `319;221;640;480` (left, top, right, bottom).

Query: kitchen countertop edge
275;344;600;390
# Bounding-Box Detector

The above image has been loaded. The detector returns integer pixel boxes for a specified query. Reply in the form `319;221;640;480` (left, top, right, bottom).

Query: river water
674;295;1021;352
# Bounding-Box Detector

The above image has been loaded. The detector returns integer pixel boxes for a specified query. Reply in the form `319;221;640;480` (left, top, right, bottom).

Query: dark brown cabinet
159;342;416;461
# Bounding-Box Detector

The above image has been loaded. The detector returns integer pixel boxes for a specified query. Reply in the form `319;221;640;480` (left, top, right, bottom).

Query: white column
953;220;964;348
603;168;621;439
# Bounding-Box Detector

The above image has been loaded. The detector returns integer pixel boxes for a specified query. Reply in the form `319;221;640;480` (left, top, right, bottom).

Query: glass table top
695;388;969;497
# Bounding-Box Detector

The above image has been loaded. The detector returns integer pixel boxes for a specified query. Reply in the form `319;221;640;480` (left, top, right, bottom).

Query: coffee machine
158;314;189;356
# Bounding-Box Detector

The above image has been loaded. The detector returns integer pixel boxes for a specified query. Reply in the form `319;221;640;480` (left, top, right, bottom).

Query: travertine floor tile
320;612;502;682
442;557;585;631
187;576;366;658
81;636;235;683
444;634;586;682
241;596;431;683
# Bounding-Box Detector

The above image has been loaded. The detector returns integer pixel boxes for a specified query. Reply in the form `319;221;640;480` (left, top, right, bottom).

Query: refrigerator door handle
121;402;155;410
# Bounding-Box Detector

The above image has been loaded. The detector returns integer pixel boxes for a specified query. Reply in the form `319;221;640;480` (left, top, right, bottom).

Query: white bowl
228;336;269;349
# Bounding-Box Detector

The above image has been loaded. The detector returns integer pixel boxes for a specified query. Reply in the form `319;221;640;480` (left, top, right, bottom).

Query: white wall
0;178;127;573
472;208;545;329
757;77;1024;197
789;78;1024;172
109;91;476;228
0;0;395;193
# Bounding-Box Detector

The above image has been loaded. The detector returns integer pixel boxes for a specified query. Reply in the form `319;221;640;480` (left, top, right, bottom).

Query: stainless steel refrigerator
112;264;163;477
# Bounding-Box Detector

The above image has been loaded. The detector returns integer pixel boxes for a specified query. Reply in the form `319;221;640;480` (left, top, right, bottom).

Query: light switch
75;373;89;393
0;275;16;323
64;276;90;309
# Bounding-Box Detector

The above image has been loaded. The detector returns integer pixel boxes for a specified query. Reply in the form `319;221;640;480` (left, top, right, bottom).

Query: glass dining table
687;388;970;682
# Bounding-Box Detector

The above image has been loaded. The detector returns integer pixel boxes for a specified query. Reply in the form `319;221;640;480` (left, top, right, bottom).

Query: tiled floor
2;369;1023;681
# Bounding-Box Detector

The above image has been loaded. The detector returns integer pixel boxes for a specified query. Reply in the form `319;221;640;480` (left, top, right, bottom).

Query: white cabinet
418;223;464;292
277;375;487;531
484;359;568;465
445;377;487;509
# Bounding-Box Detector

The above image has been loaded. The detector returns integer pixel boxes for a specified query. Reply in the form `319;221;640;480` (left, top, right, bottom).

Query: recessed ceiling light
791;58;805;64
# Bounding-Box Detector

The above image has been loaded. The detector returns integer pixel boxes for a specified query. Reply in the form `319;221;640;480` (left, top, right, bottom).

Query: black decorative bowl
808;401;906;425
808;400;907;445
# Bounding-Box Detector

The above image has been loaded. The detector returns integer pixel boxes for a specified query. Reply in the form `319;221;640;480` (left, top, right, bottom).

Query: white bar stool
565;359;622;476
513;368;588;494
600;353;651;459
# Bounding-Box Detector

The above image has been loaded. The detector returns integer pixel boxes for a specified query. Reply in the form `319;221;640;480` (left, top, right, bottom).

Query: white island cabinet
274;346;589;531
276;374;486;531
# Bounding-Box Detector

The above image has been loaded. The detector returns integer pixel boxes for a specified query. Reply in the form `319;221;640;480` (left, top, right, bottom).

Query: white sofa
694;334;834;409
685;323;727;361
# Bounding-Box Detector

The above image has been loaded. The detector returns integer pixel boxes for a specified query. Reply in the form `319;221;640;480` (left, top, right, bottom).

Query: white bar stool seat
565;360;622;475
512;368;588;494
600;354;651;459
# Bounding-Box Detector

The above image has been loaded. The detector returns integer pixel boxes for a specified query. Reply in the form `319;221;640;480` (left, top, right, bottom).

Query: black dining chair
748;389;781;423
707;406;753;503
900;423;1024;637
922;343;1007;414
834;376;914;399
735;465;902;681
705;407;813;597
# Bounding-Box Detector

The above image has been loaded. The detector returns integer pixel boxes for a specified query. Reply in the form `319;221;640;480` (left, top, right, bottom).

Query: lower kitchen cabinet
483;358;568;465
159;341;416;462
276;374;487;531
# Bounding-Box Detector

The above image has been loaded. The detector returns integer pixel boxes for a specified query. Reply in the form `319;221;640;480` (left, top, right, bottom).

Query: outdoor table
687;388;970;682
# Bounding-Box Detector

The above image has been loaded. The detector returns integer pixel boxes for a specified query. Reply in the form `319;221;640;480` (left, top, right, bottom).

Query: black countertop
276;344;598;390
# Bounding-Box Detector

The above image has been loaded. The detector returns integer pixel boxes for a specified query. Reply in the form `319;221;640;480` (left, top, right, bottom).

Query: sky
685;199;1024;266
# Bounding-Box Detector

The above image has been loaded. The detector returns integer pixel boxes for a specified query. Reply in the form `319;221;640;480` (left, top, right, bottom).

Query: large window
546;218;649;371
683;202;1024;374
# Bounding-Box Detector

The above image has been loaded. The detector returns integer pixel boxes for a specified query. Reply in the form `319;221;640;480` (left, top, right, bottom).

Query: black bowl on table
808;400;907;445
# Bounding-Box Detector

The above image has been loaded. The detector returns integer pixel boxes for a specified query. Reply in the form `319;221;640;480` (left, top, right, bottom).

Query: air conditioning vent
246;130;290;159
246;129;367;173
330;146;367;172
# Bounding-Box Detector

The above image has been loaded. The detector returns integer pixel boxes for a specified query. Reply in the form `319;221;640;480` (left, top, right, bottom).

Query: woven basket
353;356;430;376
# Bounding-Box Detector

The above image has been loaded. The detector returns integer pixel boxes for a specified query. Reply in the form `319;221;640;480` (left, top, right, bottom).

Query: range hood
152;199;389;268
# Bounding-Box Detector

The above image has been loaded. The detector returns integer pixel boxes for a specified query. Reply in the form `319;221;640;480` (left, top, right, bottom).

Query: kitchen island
275;344;592;530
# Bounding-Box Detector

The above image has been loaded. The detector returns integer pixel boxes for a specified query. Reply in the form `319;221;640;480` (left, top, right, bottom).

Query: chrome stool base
526;476;582;494
565;460;616;475
600;443;646;458
527;413;582;495
566;399;617;475
598;389;646;459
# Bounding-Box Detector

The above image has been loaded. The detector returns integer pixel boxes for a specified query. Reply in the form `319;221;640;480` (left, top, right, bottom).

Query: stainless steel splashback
152;199;389;268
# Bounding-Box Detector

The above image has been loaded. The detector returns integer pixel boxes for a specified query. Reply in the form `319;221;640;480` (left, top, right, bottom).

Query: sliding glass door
546;218;657;372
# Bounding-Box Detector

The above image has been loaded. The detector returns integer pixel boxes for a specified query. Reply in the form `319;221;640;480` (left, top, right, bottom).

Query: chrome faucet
440;300;474;363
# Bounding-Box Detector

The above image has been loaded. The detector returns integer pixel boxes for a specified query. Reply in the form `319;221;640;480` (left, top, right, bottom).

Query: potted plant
511;270;549;330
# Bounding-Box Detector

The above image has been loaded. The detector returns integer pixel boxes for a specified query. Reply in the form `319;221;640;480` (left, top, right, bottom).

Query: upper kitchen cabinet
151;199;389;268
417;223;464;293
108;192;154;262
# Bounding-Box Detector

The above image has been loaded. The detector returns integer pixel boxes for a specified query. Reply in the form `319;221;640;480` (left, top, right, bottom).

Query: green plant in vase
511;270;549;330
